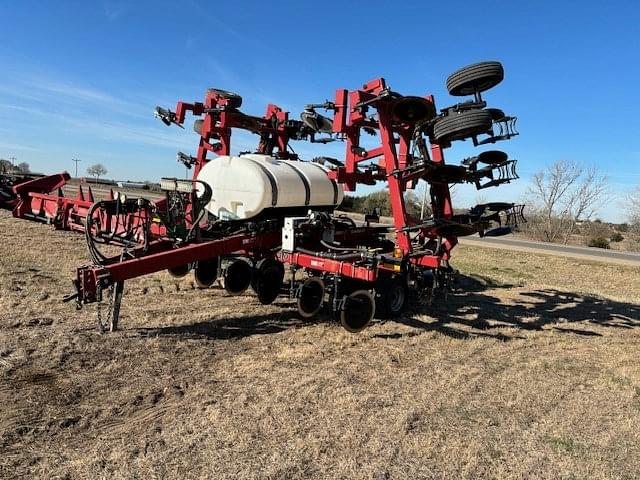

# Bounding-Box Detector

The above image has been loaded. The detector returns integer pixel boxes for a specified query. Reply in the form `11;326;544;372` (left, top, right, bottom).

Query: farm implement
8;61;525;333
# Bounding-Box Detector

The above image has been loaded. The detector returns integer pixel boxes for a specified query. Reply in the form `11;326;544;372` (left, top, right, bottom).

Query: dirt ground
1;208;640;480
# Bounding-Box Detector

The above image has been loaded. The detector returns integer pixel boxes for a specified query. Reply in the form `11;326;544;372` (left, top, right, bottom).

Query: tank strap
309;163;339;204
283;162;311;205
243;158;278;206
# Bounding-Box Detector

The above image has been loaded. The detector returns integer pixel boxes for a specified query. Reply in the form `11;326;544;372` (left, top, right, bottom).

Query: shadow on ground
392;274;640;340
136;309;306;340
135;274;640;342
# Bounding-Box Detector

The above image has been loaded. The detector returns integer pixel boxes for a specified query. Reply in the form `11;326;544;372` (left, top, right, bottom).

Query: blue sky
1;0;638;221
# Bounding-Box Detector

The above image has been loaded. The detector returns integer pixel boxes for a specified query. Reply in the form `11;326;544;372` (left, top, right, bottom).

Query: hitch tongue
62;279;83;310
62;292;79;303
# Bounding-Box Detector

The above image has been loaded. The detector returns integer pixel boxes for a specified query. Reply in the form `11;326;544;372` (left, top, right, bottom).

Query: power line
72;158;81;178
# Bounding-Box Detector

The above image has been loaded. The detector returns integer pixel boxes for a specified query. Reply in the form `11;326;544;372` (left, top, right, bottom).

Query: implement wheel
375;276;408;319
297;277;325;318
254;259;284;305
224;259;252;295
433;109;493;143
168;264;190;278
446;61;504;96
194;257;219;288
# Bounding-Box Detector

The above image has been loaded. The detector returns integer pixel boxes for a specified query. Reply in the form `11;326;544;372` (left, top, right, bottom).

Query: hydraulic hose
320;239;366;252
296;247;365;261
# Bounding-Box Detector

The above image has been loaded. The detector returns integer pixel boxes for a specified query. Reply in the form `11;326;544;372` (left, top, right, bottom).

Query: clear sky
1;1;638;222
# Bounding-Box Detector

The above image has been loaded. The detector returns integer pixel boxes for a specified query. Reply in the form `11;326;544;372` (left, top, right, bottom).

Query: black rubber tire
224;259;252;295
477;150;508;165
207;88;242;109
167;264;190;278
250;258;284;293
433;109;493;143
340;290;375;333
254;259;284;305
391;96;436;123
194;257;219;289
375;276;408;319
446;61;504;96
297;277;325;318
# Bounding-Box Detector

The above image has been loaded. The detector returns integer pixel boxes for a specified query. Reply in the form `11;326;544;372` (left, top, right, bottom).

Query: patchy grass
454;244;640;303
1;209;640;479
543;435;585;454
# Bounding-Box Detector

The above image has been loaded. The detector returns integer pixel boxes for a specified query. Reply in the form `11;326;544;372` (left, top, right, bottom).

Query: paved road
460;236;640;266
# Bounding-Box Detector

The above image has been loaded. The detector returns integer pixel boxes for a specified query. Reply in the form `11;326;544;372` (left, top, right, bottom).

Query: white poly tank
196;154;344;220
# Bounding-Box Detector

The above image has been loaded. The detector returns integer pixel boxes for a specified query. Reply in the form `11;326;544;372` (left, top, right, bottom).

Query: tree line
1;158;109;183
340;190;427;219
0;159;30;174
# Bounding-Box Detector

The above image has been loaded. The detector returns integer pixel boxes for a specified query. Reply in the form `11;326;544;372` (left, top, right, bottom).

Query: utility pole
420;181;429;220
9;156;16;168
72;158;81;178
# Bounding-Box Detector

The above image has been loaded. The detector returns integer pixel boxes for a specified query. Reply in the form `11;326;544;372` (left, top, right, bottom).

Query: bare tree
16;162;30;173
86;163;107;182
526;160;608;243
629;184;640;228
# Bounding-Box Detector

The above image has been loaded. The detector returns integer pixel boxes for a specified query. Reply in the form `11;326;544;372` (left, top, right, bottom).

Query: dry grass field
1;208;640;479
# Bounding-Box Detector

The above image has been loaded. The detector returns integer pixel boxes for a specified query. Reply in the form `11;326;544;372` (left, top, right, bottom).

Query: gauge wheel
223;259;252;295
391;96;437;123
194;257;219;288
254;258;284;305
375;275;408;319
433;109;493;143
297;277;325;318
167;264;190;278
446;61;504;96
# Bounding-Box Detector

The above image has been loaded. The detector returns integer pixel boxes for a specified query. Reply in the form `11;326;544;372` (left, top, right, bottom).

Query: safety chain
96;281;103;332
